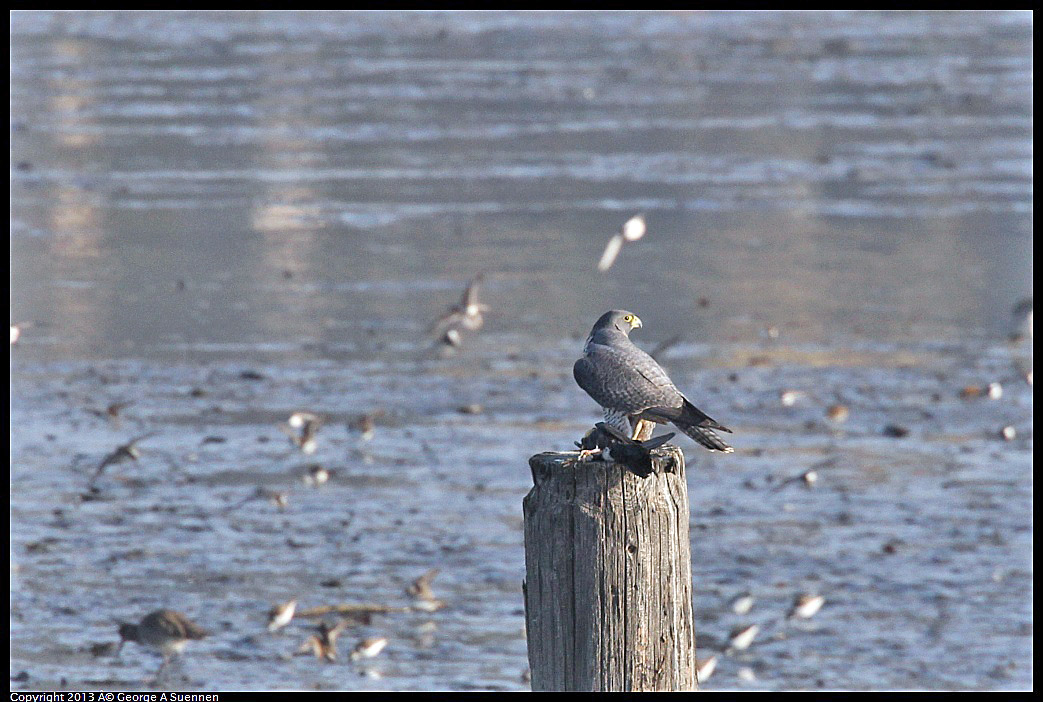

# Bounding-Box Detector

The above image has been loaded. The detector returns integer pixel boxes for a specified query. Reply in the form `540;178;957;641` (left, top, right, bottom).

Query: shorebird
281;411;321;455
772;468;819;492
297;619;349;662
597;213;646;272
729;593;755;616
788;594;825;620
300;463;331;487
89;432;158;489
429;273;490;348
350;636;389;661
88;401;132;428
727;623;759;652
406;568;446;612
267;599;298;632
696;655;718;684
226;486;289;513
826;403;850;423
347;412;379;443
116;609;208;678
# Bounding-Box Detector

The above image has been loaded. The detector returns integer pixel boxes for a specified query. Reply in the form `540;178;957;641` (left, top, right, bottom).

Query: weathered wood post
522;445;697;691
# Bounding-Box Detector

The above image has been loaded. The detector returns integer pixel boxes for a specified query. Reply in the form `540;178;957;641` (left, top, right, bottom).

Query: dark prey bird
429;273;490;347
576;421;676;477
574;310;733;453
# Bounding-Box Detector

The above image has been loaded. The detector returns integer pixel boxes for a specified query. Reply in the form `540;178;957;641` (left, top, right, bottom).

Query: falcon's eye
623;314;633;323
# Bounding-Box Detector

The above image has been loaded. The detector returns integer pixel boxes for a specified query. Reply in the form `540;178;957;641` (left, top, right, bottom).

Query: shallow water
10;10;1032;691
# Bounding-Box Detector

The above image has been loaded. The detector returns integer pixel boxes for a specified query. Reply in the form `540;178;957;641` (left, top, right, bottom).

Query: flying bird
89;432;159;488
226;486;289;513
297;619;350;662
597;214;646;271
429;273;490;347
406;568;446;612
574;310;733;452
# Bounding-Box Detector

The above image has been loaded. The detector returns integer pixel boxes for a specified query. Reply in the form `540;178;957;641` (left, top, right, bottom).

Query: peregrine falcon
573;310;734;453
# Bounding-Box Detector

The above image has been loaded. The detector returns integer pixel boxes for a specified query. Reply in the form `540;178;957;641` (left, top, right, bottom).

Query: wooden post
522;446;697;691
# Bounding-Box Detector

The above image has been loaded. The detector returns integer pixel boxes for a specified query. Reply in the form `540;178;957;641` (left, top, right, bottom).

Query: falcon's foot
576;448;602;462
631;419;655;441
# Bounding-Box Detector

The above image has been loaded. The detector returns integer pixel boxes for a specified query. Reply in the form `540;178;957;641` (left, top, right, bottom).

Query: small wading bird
89;401;132;428
225;486;289;513
116;609;208;679
730;593;755;616
267;599;298;632
297;619;350;662
351;636;389;661
574;311;733;452
348;411;383;443
728;623;759;652
429;273;490;348
281;411;321;455
597;213;646;272
575;422;676;478
696;655;718;684
89;432;159;489
406;568;446;612
788;593;825;620
300;463;331;487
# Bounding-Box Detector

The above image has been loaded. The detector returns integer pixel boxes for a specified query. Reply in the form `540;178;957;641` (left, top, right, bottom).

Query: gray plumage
574;310;733;453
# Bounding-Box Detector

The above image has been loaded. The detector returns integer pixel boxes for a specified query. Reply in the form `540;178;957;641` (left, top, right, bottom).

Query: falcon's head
592;309;643;337
588;308;642;348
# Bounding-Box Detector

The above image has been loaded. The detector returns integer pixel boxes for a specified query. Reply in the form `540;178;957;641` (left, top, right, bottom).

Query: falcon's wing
575;342;682;415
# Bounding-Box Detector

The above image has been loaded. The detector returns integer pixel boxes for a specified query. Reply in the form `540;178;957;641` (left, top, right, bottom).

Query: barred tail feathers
675;398;733;453
675;421;734;453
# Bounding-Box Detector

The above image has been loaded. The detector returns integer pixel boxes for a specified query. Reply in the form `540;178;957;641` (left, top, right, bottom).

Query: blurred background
10;10;1032;691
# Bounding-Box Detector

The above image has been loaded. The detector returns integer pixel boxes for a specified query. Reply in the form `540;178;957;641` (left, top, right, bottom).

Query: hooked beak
630;316;642;329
